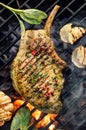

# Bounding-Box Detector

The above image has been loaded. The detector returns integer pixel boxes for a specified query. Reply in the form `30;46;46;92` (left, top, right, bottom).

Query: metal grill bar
28;113;47;130
56;2;86;30
61;103;86;128
0;21;19;43
0;0;14;13
0;0;86;70
0;0;86;130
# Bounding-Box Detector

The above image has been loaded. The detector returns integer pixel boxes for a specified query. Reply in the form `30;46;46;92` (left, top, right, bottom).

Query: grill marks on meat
11;5;67;113
16;43;53;84
18;50;53;86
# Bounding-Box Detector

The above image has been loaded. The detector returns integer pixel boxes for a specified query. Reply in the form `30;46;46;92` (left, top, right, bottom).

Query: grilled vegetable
11;5;67;114
0;91;14;126
59;23;86;44
71;46;86;68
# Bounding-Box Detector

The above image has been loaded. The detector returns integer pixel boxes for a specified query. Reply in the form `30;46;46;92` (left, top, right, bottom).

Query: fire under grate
0;0;86;130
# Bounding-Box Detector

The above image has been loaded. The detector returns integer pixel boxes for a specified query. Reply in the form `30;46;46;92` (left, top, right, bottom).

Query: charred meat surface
11;5;67;114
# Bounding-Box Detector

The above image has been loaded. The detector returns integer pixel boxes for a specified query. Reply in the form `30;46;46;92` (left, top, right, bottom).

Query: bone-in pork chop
11;5;67;113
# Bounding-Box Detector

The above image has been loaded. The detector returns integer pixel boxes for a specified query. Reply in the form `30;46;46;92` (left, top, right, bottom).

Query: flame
36;114;57;128
49;121;59;130
13;100;34;111
32;110;42;120
13;99;58;130
49;124;55;130
13;100;24;111
26;103;34;111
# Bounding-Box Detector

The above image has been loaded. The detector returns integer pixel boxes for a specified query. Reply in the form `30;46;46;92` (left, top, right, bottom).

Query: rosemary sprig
0;2;47;36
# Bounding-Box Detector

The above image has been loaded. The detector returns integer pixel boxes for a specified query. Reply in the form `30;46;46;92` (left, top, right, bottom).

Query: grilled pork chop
11;5;67;113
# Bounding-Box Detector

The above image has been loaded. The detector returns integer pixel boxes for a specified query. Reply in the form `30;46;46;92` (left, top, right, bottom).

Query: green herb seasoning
26;52;32;58
28;65;32;70
19;69;23;73
52;76;57;80
33;73;39;79
39;72;44;77
28;77;36;85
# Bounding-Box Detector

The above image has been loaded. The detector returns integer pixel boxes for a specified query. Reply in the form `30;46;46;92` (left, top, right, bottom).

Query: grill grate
0;0;86;70
0;0;86;130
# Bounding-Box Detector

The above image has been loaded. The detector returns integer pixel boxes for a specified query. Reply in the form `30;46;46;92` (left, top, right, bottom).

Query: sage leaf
9;9;25;37
19;20;25;36
20;13;42;24
0;2;47;36
22;9;47;20
11;106;30;130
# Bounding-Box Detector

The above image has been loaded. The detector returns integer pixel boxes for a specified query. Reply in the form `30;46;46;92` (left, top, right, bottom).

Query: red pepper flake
46;91;54;98
46;92;51;98
46;86;50;90
31;50;37;56
42;86;46;90
45;91;54;98
42;86;50;91
41;46;45;50
55;79;58;83
51;91;54;96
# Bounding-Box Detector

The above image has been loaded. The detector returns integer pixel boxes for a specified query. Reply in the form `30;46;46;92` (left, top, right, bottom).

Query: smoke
60;76;86;130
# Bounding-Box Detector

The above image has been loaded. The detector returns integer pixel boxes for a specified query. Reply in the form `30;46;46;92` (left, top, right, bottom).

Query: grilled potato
0;91;14;126
11;5;66;114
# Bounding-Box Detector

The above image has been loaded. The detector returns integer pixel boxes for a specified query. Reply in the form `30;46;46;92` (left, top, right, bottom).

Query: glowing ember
32;110;42;120
49;121;59;130
26;103;34;111
36;114;57;128
13;99;58;130
49;124;55;130
13;100;24;111
13;100;34;111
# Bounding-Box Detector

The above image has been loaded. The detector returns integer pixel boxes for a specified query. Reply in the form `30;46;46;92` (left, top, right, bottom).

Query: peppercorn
31;50;37;56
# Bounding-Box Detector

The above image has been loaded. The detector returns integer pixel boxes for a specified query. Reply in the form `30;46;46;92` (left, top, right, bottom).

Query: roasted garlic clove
77;46;84;64
0;111;12;121
82;48;86;65
59;23;86;44
0;91;14;126
0;95;11;104
0;120;4;126
0;91;5;97
71;46;86;68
